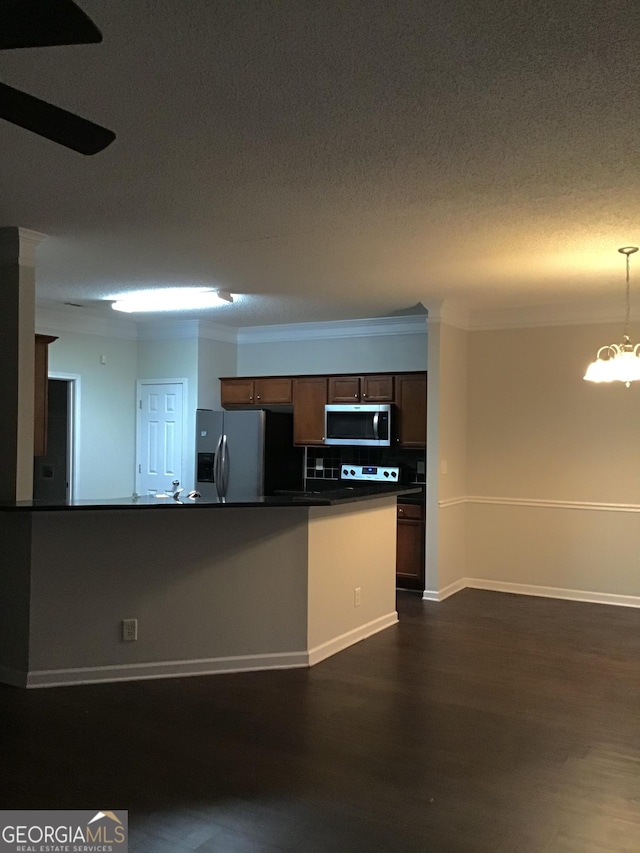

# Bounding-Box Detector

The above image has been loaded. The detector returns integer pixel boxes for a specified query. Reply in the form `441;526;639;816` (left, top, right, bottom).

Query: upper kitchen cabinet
255;377;292;405
221;378;255;406
328;374;394;403
394;373;427;448
293;377;327;445
220;377;293;407
34;334;58;457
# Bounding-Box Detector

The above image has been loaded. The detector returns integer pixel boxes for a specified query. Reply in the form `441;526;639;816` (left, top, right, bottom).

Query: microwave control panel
340;465;399;482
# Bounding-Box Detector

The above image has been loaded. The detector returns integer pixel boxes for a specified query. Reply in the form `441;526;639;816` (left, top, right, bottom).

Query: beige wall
307;498;397;653
28;508;310;682
425;320;468;594
466;321;640;598
468;323;640;502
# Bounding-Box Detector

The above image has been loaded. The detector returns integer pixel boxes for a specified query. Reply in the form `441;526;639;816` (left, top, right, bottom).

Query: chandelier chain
624;251;630;338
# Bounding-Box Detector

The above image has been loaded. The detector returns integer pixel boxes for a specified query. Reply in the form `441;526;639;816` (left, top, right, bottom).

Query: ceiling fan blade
0;82;115;155
0;0;102;50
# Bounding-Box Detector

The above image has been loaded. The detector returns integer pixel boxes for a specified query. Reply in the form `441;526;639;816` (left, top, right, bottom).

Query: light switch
440;460;448;475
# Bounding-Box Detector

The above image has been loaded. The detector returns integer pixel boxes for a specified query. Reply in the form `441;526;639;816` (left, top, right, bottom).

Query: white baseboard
0;664;27;688
23;615;400;688
465;578;640;609
422;577;467;602
25;651;309;689
308;612;399;666
422;577;640;609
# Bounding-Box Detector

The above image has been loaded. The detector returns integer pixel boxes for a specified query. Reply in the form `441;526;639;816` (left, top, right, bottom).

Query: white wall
238;331;427;376
44;329;138;499
197;336;238;409
465;321;640;599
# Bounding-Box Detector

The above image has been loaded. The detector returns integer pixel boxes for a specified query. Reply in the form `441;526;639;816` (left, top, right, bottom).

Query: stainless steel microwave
324;404;392;447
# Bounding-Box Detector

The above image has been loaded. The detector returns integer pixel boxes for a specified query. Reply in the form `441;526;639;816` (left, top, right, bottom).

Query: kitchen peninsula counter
0;484;419;511
1;487;413;689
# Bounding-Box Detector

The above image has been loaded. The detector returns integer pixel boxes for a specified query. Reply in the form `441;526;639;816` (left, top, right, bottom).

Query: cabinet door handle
256;395;261;400
398;508;405;515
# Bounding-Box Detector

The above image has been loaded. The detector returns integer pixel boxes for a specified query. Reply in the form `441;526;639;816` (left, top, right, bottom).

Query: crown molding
237;314;427;344
423;298;640;332
136;319;201;341
136;319;238;343
35;305;138;340
425;301;470;329
195;320;239;343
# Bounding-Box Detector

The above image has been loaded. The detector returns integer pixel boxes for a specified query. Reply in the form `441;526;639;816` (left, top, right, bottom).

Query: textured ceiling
2;0;640;326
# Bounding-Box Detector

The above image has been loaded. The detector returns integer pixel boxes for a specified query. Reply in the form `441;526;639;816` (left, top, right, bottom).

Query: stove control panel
340;465;399;482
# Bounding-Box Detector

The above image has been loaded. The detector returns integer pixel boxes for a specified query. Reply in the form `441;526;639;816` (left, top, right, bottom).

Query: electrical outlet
122;618;138;641
315;458;324;470
354;587;361;607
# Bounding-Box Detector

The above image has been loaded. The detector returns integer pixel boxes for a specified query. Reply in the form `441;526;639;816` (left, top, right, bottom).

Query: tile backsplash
305;446;426;485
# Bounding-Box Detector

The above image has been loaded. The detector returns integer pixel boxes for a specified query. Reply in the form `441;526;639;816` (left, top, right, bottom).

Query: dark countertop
0;484;421;512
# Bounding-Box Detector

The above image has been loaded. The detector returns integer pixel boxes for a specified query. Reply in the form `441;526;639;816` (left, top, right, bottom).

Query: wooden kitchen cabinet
255;377;292;405
293;377;327;445
328;374;394;403
396;501;425;589
221;376;293;407
328;375;360;402
220;370;426;447
362;374;394;402
34;334;58;457
221;378;256;406
394;373;427;448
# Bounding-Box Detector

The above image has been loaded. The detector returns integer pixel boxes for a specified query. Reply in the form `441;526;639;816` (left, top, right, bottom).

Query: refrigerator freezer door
195;410;224;498
221;410;265;500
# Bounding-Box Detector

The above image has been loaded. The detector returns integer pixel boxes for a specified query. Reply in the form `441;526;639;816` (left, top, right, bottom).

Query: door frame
48;372;81;501
135;378;189;496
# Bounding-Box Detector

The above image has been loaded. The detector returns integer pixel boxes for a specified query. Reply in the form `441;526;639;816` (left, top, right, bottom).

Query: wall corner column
0;227;46;502
423;301;470;599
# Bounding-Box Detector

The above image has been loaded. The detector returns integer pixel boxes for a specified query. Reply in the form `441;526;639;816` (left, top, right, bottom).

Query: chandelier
584;246;640;387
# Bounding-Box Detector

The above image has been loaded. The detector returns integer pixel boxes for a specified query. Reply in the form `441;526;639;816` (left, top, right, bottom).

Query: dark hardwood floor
2;589;640;852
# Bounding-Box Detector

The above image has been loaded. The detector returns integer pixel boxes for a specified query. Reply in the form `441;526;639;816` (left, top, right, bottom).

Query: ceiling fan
0;0;115;155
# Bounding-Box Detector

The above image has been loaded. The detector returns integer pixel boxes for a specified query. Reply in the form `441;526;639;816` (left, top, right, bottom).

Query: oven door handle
373;412;379;441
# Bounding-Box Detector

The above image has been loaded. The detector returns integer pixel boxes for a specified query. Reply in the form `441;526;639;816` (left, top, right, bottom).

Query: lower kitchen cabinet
396;501;425;590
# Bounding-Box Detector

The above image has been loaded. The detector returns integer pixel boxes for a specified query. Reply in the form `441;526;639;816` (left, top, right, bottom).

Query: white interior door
137;381;184;495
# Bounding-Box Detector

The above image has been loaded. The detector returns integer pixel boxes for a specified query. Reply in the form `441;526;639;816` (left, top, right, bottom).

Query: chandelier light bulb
584;247;640;387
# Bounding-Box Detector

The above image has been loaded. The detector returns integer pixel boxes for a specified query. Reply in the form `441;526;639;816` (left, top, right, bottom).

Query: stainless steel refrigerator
195;409;303;500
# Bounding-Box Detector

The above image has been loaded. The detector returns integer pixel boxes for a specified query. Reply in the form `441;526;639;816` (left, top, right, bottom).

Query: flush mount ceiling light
111;287;233;313
584;247;640;388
